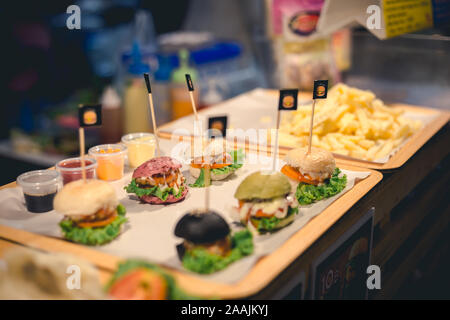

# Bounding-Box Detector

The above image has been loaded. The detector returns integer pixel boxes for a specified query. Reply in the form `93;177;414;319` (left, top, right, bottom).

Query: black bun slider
174;210;230;245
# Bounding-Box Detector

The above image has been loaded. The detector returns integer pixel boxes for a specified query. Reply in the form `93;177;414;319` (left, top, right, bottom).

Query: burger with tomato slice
189;140;243;187
107;260;197;300
174;210;253;274
125;156;188;204
55;179;127;246
232;171;298;234
281;147;347;205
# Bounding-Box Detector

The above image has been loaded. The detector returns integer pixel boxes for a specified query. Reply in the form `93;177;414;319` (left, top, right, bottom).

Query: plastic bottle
123;42;151;134
100;86;122;143
170;49;199;120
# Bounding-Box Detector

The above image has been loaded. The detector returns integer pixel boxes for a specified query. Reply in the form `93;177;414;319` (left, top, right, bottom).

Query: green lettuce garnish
189;149;244;188
295;168;347;205
190;167;206;188
250;206;298;233
125;179;184;201
182;229;253;274
106;260;199;300
59;204;127;246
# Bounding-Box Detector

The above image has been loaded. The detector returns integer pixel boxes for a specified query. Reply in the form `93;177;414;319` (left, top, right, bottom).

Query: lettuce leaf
190;149;244;188
250;206;298;233
59;204;127;246
106;260;200;300
189;167;206;188
181;229;254;274
125;179;184;201
295;168;347;205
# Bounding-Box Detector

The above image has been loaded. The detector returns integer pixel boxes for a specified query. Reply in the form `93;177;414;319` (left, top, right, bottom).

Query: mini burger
54;179;127;246
281;147;347;205
125;156;188;204
281;147;336;185
174;210;253;274
189;140;243;186
232;171;298;233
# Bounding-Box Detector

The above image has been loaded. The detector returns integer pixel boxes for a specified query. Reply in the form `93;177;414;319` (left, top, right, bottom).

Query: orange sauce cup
88;144;127;181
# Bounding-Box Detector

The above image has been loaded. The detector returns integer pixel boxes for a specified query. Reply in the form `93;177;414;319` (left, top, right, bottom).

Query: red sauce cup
56;157;97;185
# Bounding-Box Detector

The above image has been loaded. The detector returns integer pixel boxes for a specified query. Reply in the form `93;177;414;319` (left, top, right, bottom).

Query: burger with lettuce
281;147;347;205
232;171;298;234
174;210;253;274
54;179;127;246
125;156;188;204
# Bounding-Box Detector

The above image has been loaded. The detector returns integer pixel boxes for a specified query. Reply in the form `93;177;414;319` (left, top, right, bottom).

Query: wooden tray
0;164;382;299
158;92;449;171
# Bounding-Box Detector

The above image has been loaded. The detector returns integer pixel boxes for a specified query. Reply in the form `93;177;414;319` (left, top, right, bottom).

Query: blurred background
0;0;448;174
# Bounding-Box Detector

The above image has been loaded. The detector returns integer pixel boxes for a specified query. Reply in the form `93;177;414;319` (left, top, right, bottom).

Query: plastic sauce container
56;157;97;185
16;170;62;213
121;133;156;168
88;144;127;181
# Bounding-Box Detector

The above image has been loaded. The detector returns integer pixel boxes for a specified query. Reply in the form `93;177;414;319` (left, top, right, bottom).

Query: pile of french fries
279;83;422;161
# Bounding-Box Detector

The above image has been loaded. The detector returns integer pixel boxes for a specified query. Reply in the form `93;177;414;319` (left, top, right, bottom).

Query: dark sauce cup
16;170;62;213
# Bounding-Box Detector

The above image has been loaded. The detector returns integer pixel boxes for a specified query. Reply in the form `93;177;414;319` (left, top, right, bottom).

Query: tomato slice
109;268;167;300
77;212;117;228
281;165;319;185
191;155;231;169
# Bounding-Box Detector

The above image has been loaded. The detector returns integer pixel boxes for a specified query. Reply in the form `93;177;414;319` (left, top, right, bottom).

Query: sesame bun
189;166;232;181
53;179;118;217
284;147;335;177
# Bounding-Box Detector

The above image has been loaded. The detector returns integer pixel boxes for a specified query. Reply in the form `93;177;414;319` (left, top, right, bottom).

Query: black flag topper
78;104;102;127
185;74;194;91
208;115;228;138
278;89;299;111
313;80;328;99
143;73;152;93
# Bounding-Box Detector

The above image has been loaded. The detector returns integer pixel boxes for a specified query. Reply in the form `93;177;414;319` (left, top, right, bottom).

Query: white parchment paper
0;140;371;284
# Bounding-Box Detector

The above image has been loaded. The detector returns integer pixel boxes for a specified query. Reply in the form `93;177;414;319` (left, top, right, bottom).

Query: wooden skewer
272;110;281;172
189;91;199;121
144;73;161;157
79;127;86;182
204;165;211;211
308;99;316;154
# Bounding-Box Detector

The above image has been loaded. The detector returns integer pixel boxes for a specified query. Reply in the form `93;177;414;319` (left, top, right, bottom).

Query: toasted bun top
132;156;182;179
234;171;291;201
53;179;118;216
191;139;226;158
284;147;335;176
174;210;230;244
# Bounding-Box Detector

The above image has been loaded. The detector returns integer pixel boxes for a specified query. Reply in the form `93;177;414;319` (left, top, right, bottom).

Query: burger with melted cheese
55;179;127;246
232;171;298;234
